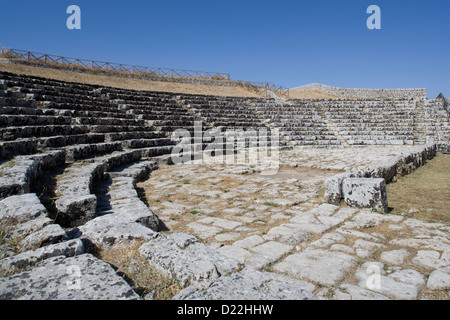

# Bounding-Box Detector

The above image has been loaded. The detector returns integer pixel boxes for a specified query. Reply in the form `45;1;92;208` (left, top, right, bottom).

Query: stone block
0;239;84;275
21;224;68;251
0;193;47;225
73;214;158;249
139;233;241;288
342;178;388;213
324;173;348;205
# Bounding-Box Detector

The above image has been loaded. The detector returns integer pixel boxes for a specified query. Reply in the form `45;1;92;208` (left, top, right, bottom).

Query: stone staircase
316;99;416;146
413;99;427;145
423;98;450;153
248;98;342;147
178;94;286;152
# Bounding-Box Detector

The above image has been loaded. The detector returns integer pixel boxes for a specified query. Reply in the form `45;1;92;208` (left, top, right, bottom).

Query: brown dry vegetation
386;153;450;224
96;241;182;300
288;89;349;99
0;62;262;98
0;61;350;100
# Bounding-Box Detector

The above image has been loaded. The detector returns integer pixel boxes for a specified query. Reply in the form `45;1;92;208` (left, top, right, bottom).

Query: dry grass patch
97;241;182;300
386;154;450;224
288;89;350;100
0;63;262;98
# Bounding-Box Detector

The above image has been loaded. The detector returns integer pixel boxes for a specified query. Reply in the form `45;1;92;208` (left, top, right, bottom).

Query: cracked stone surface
1;146;449;300
0;254;140;300
136;146;450;300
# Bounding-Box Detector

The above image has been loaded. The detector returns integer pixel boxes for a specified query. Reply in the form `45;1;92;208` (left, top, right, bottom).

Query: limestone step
0;139;38;159
0;150;66;200
65;142;124;162
37;134;106;149
104;131;165;142
96;160;160;231
0;125;90;141
0;115;72;127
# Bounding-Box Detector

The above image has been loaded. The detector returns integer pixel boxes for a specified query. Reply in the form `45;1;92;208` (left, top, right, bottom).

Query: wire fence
0;48;231;81
1;47;289;98
236;80;290;98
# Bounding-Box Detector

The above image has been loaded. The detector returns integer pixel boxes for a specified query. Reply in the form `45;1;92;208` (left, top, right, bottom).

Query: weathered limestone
139;233;242;288
324;143;439;207
0;239;84;276
411;250;449;270
173;267;319;300
65;142;123;161
54;149;158;228
292;83;426;99
324;173;347;205
0;193;68;258
0;151;65;200
342;178;388;213
380;249;410;266
20;223;68;251
55;162;103;227
97;160;160;231
355;262;421;300
0;139;37;159
0;254;140;300
70;214;158;249
333;284;391;300
0;193;47;225
427;267;450;290
274;249;357;286
0;71;449;301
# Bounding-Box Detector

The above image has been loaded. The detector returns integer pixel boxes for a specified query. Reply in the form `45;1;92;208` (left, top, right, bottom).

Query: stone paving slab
274;249;357;286
135;149;450;300
172;267;320;300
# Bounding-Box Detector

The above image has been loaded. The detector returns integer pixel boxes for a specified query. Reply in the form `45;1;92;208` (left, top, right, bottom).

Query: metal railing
1;47;289;98
0;47;231;81
236;80;290;98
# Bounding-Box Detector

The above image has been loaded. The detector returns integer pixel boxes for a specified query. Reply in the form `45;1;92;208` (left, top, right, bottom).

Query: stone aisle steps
96;160;160;231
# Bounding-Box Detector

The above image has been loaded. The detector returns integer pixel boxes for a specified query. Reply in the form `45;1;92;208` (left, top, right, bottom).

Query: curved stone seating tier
104;131;165;142
0;139;39;159
121;138;175;149
37;133;106;149
53;146;173;228
0;193;69;261
0;151;66;200
5;70;444;151
0;125;90;141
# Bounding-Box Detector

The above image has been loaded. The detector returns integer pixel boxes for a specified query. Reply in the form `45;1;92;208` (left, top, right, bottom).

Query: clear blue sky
1;0;449;97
